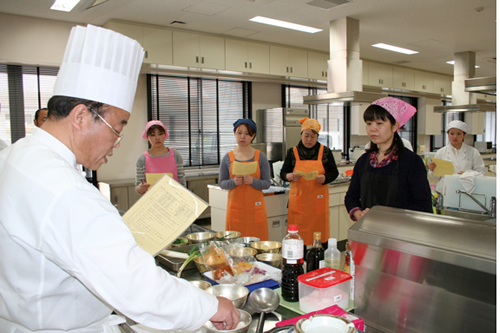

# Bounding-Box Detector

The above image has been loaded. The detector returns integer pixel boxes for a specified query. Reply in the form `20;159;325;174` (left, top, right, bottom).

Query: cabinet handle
196;56;199;63
249;62;252;69
441;87;444;92
272;220;280;228
379;79;383;84
423;85;426;90
286;67;289;73
201;57;204;64
245;61;247;68
145;51;148;59
290;67;293;73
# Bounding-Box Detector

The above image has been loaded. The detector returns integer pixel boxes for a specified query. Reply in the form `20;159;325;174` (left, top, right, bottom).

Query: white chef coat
0;129;218;332
0;138;7;152
429;142;486;192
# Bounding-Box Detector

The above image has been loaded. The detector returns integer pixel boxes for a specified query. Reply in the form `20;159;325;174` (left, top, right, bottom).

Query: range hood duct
434;51;496;113
303;17;385;105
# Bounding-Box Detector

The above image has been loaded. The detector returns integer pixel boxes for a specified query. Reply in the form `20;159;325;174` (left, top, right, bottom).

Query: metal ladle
248;288;280;333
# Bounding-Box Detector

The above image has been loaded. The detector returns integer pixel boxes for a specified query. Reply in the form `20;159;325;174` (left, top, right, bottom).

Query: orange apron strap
317;145;324;161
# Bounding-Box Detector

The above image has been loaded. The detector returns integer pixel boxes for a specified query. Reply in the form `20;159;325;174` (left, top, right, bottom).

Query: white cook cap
446;120;468;134
53;24;144;113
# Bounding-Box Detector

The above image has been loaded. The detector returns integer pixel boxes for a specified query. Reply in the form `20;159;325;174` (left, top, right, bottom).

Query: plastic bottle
306;232;325;272
324;238;341;270
281;224;304;302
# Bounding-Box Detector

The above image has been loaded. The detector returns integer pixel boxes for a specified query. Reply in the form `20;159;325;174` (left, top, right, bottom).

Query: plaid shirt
349;147;399;220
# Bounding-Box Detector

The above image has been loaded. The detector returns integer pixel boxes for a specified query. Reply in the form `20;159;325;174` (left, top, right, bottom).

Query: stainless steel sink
441;208;496;223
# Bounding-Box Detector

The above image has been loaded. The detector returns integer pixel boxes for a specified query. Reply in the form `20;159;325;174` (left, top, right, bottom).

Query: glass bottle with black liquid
281;224;304;302
306;231;325;272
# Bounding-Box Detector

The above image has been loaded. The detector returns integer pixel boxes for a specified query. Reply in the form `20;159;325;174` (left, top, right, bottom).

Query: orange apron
225;150;269;240
287;145;330;245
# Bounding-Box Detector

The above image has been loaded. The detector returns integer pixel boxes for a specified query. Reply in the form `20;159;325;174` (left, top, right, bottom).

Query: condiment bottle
324;238;341;270
281;224;304;302
306;232;325;272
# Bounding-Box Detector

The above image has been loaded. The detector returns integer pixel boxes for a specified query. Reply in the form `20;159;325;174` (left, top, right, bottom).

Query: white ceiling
0;0;496;77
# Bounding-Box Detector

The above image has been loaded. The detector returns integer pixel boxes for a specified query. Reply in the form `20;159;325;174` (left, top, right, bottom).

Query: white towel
458;170;484;193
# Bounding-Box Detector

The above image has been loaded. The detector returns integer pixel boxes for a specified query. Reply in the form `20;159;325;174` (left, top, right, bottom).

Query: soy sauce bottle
306;232;325;272
281;224;304;302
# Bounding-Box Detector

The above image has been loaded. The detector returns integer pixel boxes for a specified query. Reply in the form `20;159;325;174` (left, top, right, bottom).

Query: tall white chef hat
53;24;144;113
446;120;468;134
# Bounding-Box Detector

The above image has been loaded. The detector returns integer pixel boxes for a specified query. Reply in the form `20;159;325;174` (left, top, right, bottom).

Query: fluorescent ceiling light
50;0;80;12
249;16;322;33
372;43;418;55
446;60;480;68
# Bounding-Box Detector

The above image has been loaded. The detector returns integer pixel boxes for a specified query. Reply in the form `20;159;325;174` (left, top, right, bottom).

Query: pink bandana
371;97;416;130
142;120;169;139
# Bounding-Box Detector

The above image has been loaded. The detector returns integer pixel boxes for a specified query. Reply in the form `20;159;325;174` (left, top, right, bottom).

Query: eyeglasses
88;108;123;147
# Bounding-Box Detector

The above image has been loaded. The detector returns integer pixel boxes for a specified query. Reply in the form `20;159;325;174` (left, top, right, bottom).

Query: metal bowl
251;241;282;254
203;309;252;333
256;253;282;269
215;231;242;241
190;280;212;290
235;237;260;247
227;247;257;258
194;256;209;274
205;284;249;309
186;232;215;244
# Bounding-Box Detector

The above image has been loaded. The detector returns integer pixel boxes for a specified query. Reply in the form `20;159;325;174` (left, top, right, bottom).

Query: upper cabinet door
414;70;434;92
289;48;308;78
392;67;415;90
247;41;269;74
142;27;172;65
225;39;248;72
307;51;328;81
269;45;290;76
433;74;452;95
367;62;393;88
104;21;143;45
173;31;201;68
199;35;225;70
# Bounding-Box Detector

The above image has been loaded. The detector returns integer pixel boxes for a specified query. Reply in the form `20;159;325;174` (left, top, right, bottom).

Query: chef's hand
428;161;436;172
457;171;464;175
315;174;326;184
234;175;243;186
286;173;302;182
210;296;240;330
353;208;370;221
137;182;150;194
243;175;254;185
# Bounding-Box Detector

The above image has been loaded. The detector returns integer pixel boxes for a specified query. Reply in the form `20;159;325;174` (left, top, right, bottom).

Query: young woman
219;119;271;240
280;118;339;246
345;97;432;221
428;120;486;192
135;120;186;194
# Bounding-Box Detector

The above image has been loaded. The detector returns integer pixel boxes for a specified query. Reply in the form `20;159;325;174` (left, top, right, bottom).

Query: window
283;85;344;152
0;65;58;145
431;100;463;150
148;75;250;167
476;111;496;146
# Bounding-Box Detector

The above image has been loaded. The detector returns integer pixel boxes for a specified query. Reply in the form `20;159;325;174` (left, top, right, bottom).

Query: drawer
329;193;340;207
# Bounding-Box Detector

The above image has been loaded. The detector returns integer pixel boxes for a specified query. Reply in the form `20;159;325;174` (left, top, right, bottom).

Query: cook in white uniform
0;24;239;333
428;120;486;192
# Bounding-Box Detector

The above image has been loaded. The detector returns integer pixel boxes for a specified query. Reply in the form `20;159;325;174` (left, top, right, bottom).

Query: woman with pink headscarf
135;120;186;194
345;97;432;221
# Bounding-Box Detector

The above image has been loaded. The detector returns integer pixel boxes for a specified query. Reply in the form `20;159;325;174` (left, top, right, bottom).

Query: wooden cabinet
433;74;452;95
225;39;269;74
367;62;393;87
414;70;434;93
307;51;329;80
173;31;225;69
103;21;173;65
269;45;308;78
186;175;218;220
392;67;415;90
98;179;141;214
464;112;485;135
417;98;442;135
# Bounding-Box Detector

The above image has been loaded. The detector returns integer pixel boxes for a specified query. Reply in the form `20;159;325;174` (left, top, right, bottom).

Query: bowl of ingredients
190;280;212;290
205;284;249;309
203;309;252;333
251;241;282;254
186;232;215;244
215;231;242;241
227;247;257;259
194;256;209;274
235;237;260;247
168;237;189;248
256;253;282;269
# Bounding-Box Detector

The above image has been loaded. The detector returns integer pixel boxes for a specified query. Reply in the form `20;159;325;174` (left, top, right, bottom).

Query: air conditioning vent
307;0;351;10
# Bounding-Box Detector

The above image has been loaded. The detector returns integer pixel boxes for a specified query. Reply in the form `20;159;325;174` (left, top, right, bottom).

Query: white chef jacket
429;142;486;192
0;138;7;152
0;129;218;332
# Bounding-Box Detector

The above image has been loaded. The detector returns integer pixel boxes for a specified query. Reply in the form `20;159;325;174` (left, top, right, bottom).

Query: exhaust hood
434;52;496;113
303;17;385;105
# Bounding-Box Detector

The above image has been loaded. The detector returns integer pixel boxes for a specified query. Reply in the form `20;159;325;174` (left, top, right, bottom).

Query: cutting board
442;174;496;211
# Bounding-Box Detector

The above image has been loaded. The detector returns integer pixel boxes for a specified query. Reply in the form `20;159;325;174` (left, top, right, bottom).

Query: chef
428;120;486;192
0;25;239;332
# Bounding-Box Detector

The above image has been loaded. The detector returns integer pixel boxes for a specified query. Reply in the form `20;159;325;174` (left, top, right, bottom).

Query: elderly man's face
78;106;130;170
34;109;48;128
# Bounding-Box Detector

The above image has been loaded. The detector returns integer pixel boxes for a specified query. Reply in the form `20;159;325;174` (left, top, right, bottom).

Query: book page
123;174;208;256
431;157;455;177
296;170;319;181
232;161;258;175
